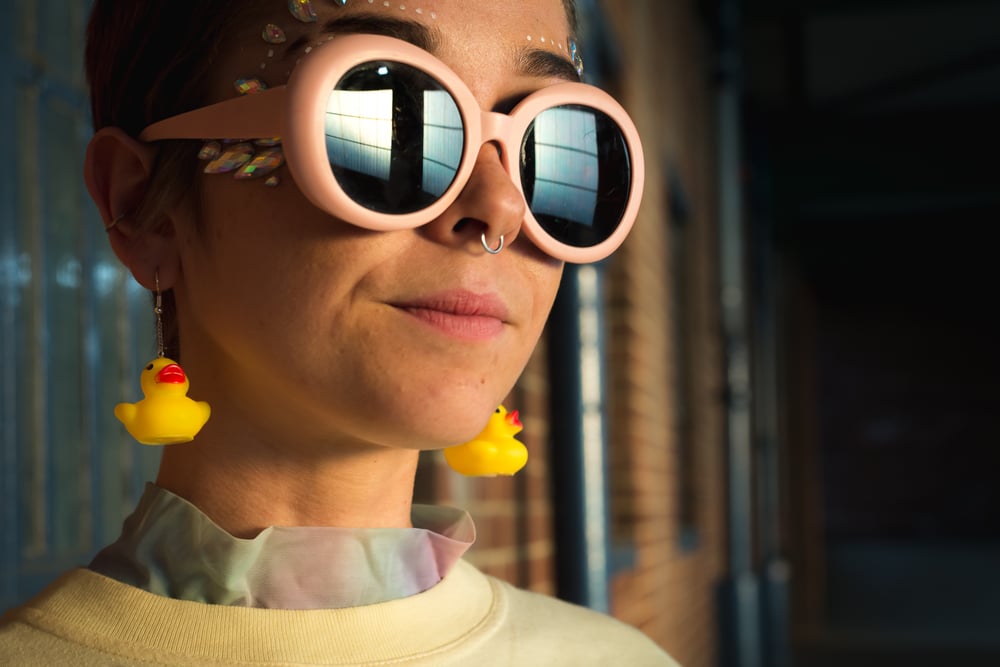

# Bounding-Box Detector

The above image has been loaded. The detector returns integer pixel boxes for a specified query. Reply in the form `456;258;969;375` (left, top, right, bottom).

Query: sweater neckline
89;483;475;609
20;561;504;665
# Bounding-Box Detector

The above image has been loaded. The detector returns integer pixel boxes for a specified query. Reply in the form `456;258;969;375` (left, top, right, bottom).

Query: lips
396;290;509;319
392;290;510;341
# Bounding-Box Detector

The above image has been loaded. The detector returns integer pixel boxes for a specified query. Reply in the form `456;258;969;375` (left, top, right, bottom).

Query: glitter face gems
203;143;254;174
234;148;285;181
262;23;288;44
260;25;285;70
288;0;318;22
197;76;287;186
569;39;584;78
234;77;268;96
198;141;222;161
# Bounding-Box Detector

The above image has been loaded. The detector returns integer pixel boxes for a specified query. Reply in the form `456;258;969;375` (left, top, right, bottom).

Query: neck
156;434;419;538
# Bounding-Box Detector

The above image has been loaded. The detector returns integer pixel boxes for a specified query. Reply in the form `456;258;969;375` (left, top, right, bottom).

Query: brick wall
603;0;727;664
415;1;727;664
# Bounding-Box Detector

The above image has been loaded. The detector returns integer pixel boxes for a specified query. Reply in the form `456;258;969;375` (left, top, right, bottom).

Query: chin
371;393;507;451
426;412;503;450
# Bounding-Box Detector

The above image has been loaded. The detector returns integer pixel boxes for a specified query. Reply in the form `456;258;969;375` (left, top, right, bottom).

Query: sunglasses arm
138;87;288;142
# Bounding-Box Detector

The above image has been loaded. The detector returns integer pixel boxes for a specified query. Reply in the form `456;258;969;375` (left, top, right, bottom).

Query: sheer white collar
90;483;475;609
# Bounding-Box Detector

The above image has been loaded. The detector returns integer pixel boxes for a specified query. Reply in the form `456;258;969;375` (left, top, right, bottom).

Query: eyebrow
284;15;441;59
515;47;581;83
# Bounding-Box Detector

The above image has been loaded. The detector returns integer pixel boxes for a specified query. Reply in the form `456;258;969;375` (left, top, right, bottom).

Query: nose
420;144;526;254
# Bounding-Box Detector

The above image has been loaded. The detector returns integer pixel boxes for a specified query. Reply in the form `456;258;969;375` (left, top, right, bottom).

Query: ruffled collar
89;483;475;610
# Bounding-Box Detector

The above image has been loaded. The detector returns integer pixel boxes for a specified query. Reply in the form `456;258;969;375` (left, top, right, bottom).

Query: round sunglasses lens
325;61;464;215
520;105;631;248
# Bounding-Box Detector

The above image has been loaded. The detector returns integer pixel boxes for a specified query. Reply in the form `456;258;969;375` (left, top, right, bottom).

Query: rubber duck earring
113;273;211;445
444;406;527;477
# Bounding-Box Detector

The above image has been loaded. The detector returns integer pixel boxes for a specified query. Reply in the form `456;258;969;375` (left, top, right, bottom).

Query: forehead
273;1;572;41
214;0;574;94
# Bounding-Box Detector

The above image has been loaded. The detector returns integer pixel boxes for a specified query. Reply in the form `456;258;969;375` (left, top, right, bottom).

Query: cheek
191;173;359;283
180;180;336;328
198;172;319;240
527;257;564;325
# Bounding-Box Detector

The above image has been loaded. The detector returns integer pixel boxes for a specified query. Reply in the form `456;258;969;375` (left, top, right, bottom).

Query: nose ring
481;233;504;255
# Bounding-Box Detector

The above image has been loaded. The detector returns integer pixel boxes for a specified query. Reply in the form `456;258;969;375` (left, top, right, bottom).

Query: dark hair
86;1;578;357
87;1;578;134
563;0;578;36
86;2;248;358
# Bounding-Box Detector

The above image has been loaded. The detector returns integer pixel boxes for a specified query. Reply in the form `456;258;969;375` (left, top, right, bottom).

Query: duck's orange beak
506;410;522;428
156;364;187;385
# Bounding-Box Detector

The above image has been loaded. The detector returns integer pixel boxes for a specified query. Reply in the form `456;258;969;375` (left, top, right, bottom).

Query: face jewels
262;23;288;44
198;141;222;161
288;0;318;22
203;143;255;174
234;148;286;180
197;76;286;181
234;77;268;95
569;39;584;77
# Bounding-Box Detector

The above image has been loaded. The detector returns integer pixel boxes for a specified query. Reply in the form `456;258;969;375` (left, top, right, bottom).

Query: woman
1;0;673;664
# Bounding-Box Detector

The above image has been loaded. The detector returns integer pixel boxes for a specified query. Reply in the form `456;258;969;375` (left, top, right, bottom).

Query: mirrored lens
325;61;464;214
520;105;631;248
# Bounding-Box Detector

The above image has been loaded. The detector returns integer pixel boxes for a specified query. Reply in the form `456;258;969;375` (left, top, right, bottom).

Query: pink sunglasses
141;34;645;263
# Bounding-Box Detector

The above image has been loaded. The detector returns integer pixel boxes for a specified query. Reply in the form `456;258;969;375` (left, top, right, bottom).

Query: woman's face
171;0;572;450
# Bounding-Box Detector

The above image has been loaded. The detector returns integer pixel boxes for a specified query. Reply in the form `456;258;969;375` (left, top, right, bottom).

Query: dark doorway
742;0;1000;663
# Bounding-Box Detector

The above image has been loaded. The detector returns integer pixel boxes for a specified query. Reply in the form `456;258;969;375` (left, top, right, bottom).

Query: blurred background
1;0;998;665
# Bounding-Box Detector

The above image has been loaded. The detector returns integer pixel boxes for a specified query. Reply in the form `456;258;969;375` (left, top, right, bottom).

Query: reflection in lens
521;105;631;248
530;107;599;228
421;91;462;198
325;61;464;215
325;88;393;181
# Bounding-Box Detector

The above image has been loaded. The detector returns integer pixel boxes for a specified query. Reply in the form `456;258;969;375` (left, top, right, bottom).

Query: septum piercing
481;233;504;255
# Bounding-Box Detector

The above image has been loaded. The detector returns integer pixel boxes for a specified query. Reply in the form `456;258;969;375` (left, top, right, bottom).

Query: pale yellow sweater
0;559;677;666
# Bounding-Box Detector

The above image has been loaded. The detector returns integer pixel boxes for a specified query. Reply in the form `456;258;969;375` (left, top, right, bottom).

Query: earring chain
154;273;165;359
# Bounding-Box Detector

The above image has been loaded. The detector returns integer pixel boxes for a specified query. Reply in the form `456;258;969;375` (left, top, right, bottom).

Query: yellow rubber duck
114;357;211;445
444;406;527;477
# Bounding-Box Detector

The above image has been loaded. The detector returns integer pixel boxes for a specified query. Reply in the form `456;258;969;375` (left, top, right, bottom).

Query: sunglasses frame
140;34;645;263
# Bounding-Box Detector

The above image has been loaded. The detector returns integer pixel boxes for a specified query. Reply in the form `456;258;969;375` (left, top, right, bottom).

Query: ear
84;127;180;290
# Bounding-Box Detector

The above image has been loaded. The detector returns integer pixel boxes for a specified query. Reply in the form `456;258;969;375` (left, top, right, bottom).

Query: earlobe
84;127;179;290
